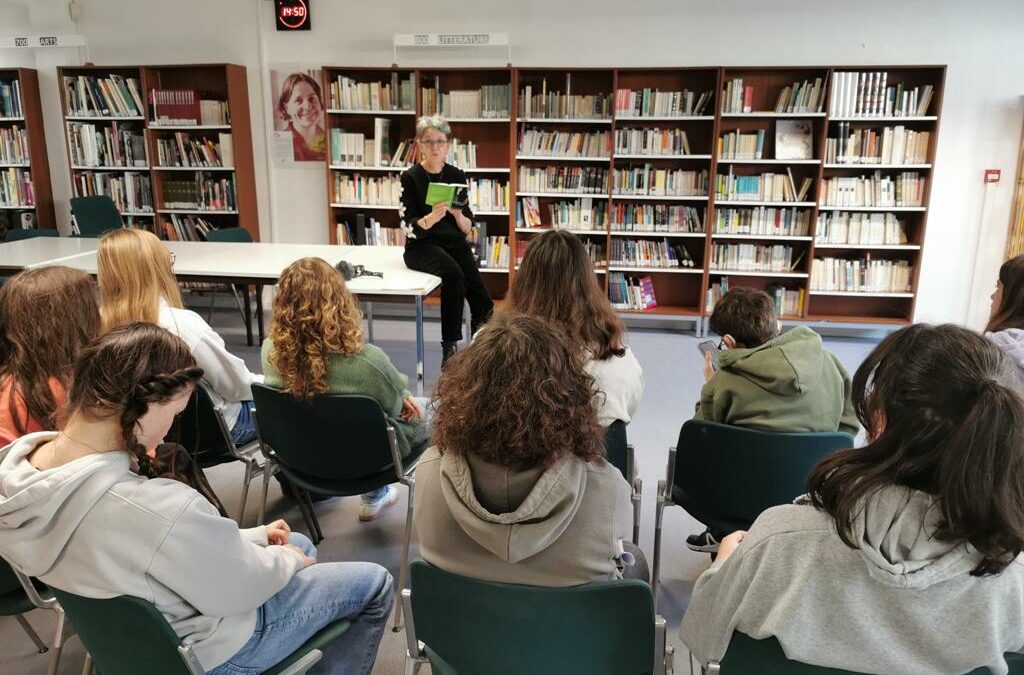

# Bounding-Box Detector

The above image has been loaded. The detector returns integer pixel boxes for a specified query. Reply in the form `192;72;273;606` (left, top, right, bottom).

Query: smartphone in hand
697;339;720;372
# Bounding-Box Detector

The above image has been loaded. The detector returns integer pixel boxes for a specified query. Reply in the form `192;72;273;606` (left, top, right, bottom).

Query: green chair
604;420;642;545
653;420;852;604
251;384;426;629
51;588;350;675
4;228;59;241
402;560;672;675
703;632;1024;675
204;227;262;345
0;558;73;675
69;195;124;237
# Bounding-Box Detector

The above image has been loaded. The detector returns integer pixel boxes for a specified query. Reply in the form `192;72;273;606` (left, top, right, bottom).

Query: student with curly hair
262;257;428;521
414;312;644;585
0;266;99;446
0;322;394;675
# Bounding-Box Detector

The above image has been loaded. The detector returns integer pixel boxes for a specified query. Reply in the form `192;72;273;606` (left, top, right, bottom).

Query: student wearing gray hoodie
415;312;642;587
0;323;393;675
986;254;1024;388
682;324;1024;675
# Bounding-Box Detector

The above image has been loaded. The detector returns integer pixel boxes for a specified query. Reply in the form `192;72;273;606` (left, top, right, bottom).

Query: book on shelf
72;170;151;213
718;129;765;160
150;89;226;126
466;179;509;212
0;126;30;164
518;75;611;119
518;166;609;194
68;121;148;168
612;166;708;197
155;132;231;168
162;174;236;210
0;79;22;117
811;255;913;293
373;118;392;166
714;206;811;236
773;78;825;114
329;73;415;111
815;211;908;245
615;127;691;156
826;123;930;165
390;139;417;166
705;277;729;311
610;238;695;268
330;122;393;167
609;273;657;310
709;242;804;273
766;284;805;316
337;214;406;246
468;223;510;268
332;172;402;206
518;128;611;158
162;213;214;241
828;72;934;118
0;167;34;206
611;203;703;233
614;88;712;117
715;167;811;202
63;74;144;117
820;171;926;207
446;138;477;168
721;79;754;114
425;182;469;207
421;84;511;118
775;121;813;160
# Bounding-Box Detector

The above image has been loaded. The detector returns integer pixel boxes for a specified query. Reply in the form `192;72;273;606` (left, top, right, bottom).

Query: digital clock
275;0;310;31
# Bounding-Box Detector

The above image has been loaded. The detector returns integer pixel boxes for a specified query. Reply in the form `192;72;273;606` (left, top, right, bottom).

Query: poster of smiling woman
271;68;326;163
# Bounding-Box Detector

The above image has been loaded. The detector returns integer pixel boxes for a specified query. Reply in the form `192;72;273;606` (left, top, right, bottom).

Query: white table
0;239;441;394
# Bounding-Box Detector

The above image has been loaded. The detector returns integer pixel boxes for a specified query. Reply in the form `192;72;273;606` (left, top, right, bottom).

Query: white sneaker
358;485;399;522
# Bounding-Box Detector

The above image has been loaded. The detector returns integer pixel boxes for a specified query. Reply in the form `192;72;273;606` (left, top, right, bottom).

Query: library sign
275;0;311;31
0;35;87;49
394;33;509;47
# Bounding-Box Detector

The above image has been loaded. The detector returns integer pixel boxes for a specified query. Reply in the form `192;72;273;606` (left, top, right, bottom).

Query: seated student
688;288;857;552
986;254;1024;387
97;229;261;447
505;230;644;427
681;323;1024;675
0;322;393;675
262;257;429;521
415;312;646;586
0;266;99;446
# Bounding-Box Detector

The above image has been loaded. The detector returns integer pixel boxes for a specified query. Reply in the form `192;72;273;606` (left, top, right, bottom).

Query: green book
425;182;468;207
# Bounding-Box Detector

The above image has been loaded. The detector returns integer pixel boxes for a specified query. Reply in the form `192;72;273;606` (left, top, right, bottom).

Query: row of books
516;236;606;268
162;176;237;211
328;74;415;111
468;226;510;268
67;121;147;168
0;168;33;206
815;212;909;246
828;72;934;118
820;172;926;208
446;139;479;168
517;129;610;158
825;124;930;165
810;257;913;293
517;166;608;194
721;78;826;114
329;121;394;166
332;173;401;206
0;80;22;117
519;77;611;119
615;128;692;156
713;207;812;236
71;171;151;213
612;167;708;197
718;129;766;160
336;215;406;246
609;273;657;310
610;238;697;268
611;204;703;233
421;85;511;118
465;179;509;212
614;88;713;118
715;170;814;203
162;214;215;241
63;75;144;117
0;126;29;164
155;133;233;168
518;196;600;229
151;90;229;126
707;279;806;316
709;243;800;273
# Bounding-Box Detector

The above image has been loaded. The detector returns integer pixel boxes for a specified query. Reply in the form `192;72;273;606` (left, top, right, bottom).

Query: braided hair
66;322;203;460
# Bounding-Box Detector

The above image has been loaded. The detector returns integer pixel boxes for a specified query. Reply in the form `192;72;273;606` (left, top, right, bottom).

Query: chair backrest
251;383;397;480
50;589;195;675
0;558;24;597
604;420;629;480
409;560;656;675
170;382;235;466
204;227;253;243
69;196;123;237
673;420;851;533
4;228;59;241
717;632;1024;675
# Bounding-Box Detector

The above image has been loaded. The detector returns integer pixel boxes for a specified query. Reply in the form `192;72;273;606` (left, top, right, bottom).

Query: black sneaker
685;529;720;553
441;340;459;367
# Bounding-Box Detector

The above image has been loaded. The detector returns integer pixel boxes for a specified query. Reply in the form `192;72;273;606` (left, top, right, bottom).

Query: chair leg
257;460;274;525
82;653;93;675
15;615;47;653
392;478;416;632
632;477;643;547
45;607;65;675
237;460;254;526
296;489;323;544
653;479;667;610
206;288;217;323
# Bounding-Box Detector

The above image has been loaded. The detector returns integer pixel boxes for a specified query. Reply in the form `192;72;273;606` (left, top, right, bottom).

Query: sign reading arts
0;35;87;49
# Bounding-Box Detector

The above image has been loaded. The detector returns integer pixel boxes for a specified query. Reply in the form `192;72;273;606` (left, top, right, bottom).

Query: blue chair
69;195;123;237
4;228;58;241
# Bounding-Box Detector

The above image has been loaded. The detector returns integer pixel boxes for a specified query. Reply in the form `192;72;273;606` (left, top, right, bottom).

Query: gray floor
0;301;879;675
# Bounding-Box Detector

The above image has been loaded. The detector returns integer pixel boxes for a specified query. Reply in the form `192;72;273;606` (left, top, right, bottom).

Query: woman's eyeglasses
418;139;448;148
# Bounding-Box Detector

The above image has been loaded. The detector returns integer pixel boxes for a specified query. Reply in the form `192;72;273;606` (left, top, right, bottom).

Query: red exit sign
275;0;310;31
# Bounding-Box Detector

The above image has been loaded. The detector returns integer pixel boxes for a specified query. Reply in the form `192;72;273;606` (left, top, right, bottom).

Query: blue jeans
231;401;257;445
361;397;432;505
209;533;394;675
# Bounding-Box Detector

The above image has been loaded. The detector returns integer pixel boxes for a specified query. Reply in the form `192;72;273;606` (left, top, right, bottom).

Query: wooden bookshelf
57;63;259;241
0;68;55;232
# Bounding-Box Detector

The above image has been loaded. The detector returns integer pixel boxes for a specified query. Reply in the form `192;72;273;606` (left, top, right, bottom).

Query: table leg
463;303;471;345
242;284;253;347
415;296;424;396
256;285;265;344
366;301;375;343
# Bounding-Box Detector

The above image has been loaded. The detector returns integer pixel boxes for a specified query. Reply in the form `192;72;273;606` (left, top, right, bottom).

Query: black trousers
404;239;494;342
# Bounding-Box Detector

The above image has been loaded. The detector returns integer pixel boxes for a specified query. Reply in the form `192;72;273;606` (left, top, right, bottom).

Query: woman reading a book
401;115;493;365
277;72;326;162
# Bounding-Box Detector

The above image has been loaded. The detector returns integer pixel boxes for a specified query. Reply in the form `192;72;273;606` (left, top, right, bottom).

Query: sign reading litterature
275;0;311;31
393;33;509;48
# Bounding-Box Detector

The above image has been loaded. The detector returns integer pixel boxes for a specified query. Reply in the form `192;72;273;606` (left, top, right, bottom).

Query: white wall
2;0;1022;326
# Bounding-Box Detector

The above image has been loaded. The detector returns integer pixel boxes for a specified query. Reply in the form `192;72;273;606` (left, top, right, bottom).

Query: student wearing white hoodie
681;324;1024;675
986;254;1024;388
0;323;393;674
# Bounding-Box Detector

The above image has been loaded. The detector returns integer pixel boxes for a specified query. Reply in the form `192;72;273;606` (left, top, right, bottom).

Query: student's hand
266;519;291;546
282;544;316;567
400;396;424;421
703;352;716;383
716;530;748;564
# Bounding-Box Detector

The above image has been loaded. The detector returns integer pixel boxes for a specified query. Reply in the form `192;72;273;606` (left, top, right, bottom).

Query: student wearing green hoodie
682;324;1024;675
688;288;857;551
